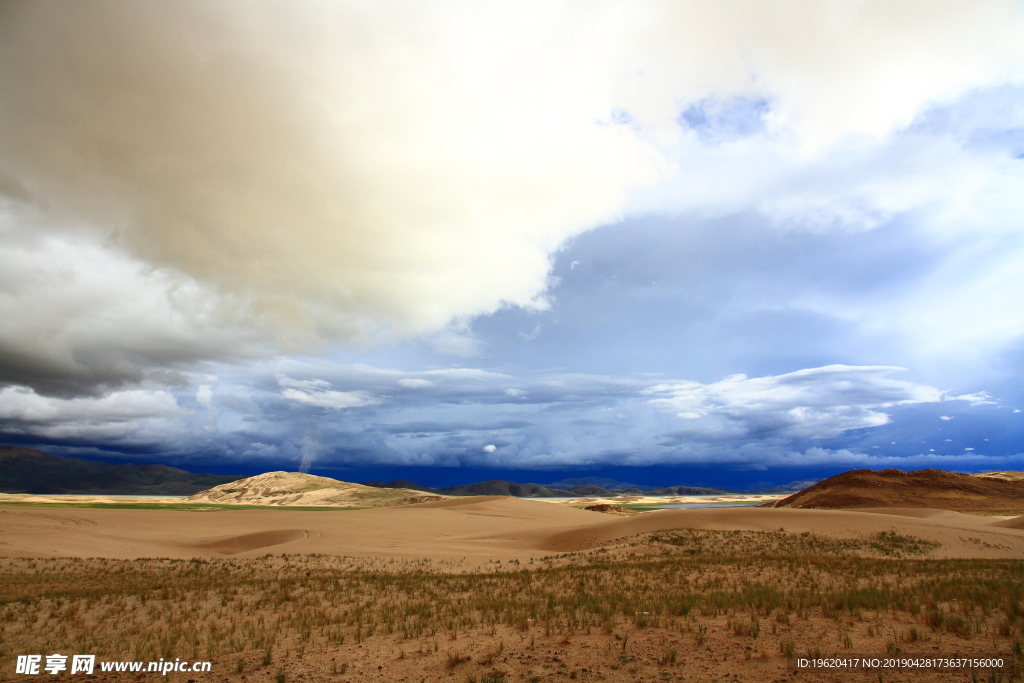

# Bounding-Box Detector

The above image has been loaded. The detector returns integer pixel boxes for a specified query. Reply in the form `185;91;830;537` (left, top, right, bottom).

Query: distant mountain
360;477;732;498
545;477;732;495
543;476;657;492
562;484;625;496
359;479;438;493
0;445;244;495
361;479;576;497
645;485;733;495
435;480;576;497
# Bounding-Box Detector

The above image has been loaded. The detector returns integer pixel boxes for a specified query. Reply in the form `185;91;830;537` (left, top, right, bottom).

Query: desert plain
4;492;1024;683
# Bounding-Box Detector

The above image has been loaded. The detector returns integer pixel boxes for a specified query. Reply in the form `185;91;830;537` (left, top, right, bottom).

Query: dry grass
1;529;1022;681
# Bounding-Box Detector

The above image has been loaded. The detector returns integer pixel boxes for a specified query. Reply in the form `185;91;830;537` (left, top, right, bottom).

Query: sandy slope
184;470;443;507
4;495;1024;562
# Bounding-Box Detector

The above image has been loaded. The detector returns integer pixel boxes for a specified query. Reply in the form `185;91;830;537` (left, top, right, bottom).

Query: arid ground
4;496;1024;682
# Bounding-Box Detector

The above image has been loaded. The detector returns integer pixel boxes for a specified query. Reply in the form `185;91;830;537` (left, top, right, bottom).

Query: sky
2;1;1024;490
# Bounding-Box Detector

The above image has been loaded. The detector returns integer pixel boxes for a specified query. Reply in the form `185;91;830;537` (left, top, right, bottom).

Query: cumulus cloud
195;385;215;410
0;385;185;442
644;365;943;439
0;359;1012;471
2;3;1023;477
1;1;1022;395
951;392;998;405
277;375;382;410
0;225;270;395
0;1;659;371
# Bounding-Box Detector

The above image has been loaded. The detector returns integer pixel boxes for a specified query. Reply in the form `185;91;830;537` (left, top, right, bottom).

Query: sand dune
185;470;443;507
189;529;315;555
3;496;1024;562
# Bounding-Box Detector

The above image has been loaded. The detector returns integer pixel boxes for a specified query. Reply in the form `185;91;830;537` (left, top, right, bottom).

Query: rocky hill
187;471;444;507
0;445;242;495
770;468;1024;511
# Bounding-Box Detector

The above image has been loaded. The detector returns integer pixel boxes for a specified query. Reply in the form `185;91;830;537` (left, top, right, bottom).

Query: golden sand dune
185;470;443;507
4;495;1024;562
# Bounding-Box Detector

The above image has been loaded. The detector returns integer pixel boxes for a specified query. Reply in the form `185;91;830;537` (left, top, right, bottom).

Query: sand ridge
4;496;1024;562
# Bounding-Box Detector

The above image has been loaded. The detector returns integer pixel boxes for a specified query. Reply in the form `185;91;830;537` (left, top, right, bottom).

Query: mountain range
1;445;736;497
360;478;731;497
0;446;243;495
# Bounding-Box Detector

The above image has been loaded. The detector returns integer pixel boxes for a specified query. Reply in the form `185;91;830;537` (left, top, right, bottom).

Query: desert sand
4;498;1024;683
4;495;1024;562
539;493;785;507
5;497;1024;682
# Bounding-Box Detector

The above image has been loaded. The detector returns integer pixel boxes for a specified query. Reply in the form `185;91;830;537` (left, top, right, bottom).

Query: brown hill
770;468;1024;511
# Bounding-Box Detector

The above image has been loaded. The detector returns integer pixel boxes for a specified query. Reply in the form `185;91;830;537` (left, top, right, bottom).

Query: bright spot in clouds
397;379;434;389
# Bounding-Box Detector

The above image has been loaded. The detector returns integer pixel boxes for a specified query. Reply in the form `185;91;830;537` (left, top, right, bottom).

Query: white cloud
242;442;280;458
279;388;380;410
644;365;944;439
1;1;1022;396
0;227;270;394
940;415;953;420
277;374;381;410
0;385;185;441
397;378;434;389
482;444;497;453
195;385;215;410
951;392;998;405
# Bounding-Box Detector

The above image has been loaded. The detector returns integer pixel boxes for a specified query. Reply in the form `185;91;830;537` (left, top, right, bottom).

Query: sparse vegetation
0;528;1020;681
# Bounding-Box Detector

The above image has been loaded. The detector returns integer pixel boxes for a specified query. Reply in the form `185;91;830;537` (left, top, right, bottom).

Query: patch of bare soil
2;530;1022;683
772;468;1024;511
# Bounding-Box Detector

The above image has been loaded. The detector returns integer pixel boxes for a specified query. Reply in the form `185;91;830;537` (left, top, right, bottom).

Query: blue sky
1;1;1024;489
